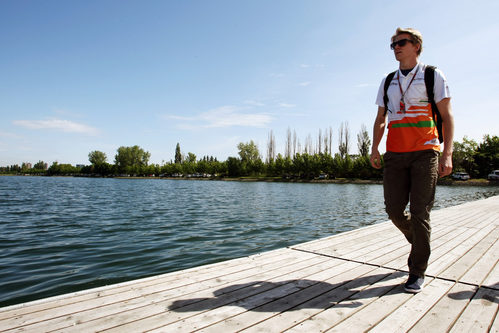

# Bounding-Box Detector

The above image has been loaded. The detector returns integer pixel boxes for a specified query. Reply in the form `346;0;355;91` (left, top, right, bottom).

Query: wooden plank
439;226;499;282
303;213;469;270
449;287;499;333
199;266;398;332
432;207;489;228
305;218;461;268
56;257;352;331
367;278;455;333
437;196;499;222
258;270;407;333
309;231;404;263
291;221;393;249
490;310;499;333
372;224;472;271
3;252;330;332
190;265;391;332
323;283;413;332
0;247;294;320
472;211;499;230
409;283;478;332
482;261;499;290
292;223;394;254
361;222;466;268
331;282;476;333
0;250;320;330
100;260;365;332
294;199;490;268
426;224;495;277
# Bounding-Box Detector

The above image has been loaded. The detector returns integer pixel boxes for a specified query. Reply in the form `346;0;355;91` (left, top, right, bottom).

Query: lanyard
396;65;418;113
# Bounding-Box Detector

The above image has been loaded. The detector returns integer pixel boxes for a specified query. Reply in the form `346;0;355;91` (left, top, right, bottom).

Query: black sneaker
404;274;424;293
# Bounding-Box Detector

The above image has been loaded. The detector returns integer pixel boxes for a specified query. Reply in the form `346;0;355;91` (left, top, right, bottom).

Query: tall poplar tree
357;124;371;157
175;143;182;164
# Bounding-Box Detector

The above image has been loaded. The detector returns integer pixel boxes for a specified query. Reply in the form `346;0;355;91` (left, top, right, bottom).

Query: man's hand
438;154;453;177
436;97;454;178
370;150;382;169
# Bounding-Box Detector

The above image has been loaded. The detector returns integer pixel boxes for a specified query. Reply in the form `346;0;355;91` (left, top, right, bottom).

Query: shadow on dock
168;271;407;312
447;282;499;304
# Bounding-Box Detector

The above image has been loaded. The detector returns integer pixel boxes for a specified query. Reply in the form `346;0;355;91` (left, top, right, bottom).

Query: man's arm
436;97;454;177
370;106;387;169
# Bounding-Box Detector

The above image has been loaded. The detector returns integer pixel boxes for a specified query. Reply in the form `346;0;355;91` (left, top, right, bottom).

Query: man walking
370;28;454;293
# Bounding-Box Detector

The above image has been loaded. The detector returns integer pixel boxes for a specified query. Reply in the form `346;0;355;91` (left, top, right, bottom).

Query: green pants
383;149;440;278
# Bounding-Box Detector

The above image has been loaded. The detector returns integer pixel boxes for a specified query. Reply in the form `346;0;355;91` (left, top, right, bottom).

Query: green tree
352;155;372;179
474;135;499;178
333;153;353;178
33;160;47;170
338;122;350;159
357;124;371;157
322;153;338;177
211;159;226;176
452;136;478;176
292;153;305;178
145;164;160;176
95;162;114;176
167;162;183;175
88;151;107;165
227;157;243;177
196;159;208;174
175;143;182;164
10;165;21;172
237;140;260;163
114;145;151;172
47;162;79;175
186;152;197;163
247;159;265;176
273;154;285;177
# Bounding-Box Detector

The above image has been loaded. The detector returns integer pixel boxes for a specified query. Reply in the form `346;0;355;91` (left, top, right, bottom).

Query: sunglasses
390;38;414;50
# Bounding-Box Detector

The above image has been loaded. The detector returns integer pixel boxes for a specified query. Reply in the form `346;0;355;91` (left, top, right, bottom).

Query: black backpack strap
424;65;444;143
383;71;397;116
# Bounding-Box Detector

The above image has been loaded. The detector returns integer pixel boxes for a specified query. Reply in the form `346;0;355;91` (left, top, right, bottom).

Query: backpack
383;65;443;143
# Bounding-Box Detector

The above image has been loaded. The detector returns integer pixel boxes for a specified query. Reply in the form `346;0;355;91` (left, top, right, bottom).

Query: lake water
0;176;497;307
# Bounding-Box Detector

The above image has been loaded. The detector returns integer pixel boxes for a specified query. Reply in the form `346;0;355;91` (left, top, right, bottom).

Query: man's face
392;33;420;62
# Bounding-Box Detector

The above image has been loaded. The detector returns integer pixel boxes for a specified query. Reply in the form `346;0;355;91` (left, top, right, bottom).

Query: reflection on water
0;176;497;307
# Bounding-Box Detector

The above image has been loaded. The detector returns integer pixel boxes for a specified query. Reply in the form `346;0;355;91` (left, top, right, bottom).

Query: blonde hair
392;27;423;55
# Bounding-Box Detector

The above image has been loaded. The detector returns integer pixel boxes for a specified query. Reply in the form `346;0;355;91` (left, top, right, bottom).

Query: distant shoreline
106;175;497;186
1;174;497;186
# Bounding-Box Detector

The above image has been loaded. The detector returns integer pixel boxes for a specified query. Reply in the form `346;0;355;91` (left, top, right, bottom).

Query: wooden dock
1;196;498;332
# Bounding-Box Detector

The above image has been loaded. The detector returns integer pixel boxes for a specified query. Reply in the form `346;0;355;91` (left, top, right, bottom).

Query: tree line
1;125;497;180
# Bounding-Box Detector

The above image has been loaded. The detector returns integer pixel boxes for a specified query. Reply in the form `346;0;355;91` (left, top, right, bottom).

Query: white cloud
167;115;195;121
269;73;285;78
355;83;374;88
13;119;98;135
243;100;265;107
167;105;273;129
299;81;311;87
278;103;296;108
0;131;22;139
201;106;272;128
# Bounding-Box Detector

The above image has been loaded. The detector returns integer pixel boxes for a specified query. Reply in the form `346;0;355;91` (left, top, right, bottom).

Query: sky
1;0;498;166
